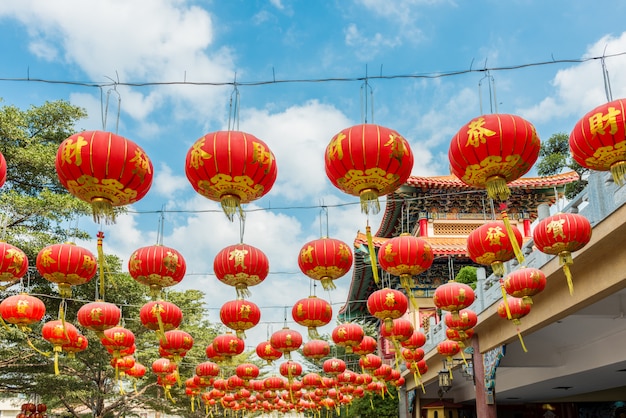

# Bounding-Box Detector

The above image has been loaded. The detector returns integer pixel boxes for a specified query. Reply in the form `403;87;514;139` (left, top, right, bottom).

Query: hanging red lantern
213;243;269;298
377;233;434;303
213;332;245;360
77;300;121;337
205;343;227;363
256;340;283;364
302;339;331;360
569;98;626;185
0;293;46;330
270;327;303;360
433;281;475;319
401;347;425;363
292;296;332;339
139;300;183;334
236;363;260;381
160;329;194;363
437;339;461;366
152;357;177;378
323;358;346;376
185;130;278;220
0;151;6;188
128;244;186;298
62;333;88;358
467;221;523;277
110;355;135;377
445;328;474;345
503;267;547;305
498;297;532;325
325;123;414;214
352;335;378;357
280;361;303;380
41;320;79;375
359;353;382;372
36;242;97;298
196;361;220;386
220;299;261;339
101;326;135;359
55;130;153;223
444;309;478;333
533;212;592;295
448;113;540;201
380;317;414;343
331;323;364;354
302;372;323;389
401;331;427;350
298;237;353;290
366;288;409;332
0;242;28;283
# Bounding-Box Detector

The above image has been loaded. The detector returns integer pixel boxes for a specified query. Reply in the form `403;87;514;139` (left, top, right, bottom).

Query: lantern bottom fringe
522;295;534;305
486;175;511;202
366;225;380;284
220;194;244;222
491;261;505;278
149;285;163;301
235;284;251;299
359;189;380;215
400;275;420;312
321;277;336;290
235;330;246;339
91;197;116;224
58;284;72;299
559;252;575;295
308;327;320;340
611;160;626;186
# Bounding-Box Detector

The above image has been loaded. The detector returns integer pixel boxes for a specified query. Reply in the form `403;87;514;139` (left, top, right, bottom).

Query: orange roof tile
405;171;579;189
354;232;468;256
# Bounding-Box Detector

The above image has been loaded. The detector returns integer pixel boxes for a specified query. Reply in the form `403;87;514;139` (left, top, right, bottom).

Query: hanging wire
319;201;329;237
227;74;240;131
101;73;122;133
156;205;165;245
238;213;246;243
360;65;374;123
478;68;498;114
601;45;613;102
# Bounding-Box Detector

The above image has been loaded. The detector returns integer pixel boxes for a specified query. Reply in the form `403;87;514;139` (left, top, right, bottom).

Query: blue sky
1;0;626;355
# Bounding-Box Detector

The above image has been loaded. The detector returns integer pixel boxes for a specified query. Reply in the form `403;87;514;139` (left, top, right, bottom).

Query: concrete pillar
471;336;497;418
398;384;408;418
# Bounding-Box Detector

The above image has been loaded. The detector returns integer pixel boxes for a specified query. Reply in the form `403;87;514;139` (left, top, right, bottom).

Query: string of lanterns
0;94;623;413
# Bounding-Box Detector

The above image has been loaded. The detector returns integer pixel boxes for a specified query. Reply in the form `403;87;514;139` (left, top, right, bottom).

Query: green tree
455;266;477;290
536;132;589;199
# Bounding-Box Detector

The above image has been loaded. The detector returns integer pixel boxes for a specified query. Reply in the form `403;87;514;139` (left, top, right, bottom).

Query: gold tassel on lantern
499;279;512;320
610;160;626;186
500;204;525;266
91;197;116;224
558;251;575;295
359;188;381;215
219;194;244;222
366;225;380;285
486;175;511;202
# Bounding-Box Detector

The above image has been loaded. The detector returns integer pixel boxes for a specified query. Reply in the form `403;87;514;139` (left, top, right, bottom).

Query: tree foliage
536;132;589;199
455;266;477;290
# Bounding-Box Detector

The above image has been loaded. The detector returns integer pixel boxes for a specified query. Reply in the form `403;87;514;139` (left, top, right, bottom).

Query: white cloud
519;32;626;123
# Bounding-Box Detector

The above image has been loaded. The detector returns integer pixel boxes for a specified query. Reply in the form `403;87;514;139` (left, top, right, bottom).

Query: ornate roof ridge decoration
405;171;579;189
354;233;469;256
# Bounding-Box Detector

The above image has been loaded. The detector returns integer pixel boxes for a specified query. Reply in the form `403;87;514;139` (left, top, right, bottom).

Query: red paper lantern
445;328;474;344
36;242;97;297
196;361;220;386
139;300;183;332
128;244;186;297
0;151;6;188
41;320;79;375
101;326;135;359
270;327;303;360
359;353;382;372
366;288;408;332
110;355;135;375
298;237;353;290
467;221;523;277
437;339;461;362
380;318;414;343
302;339;331;360
498;297;532;325
205;343;227;362
533;212;592;295
220;299;261;339
503;267;547;305
569;98;626;185
352;335;378;357
401;347;425;363
77;300;121;337
185;130;277;220
280;361;303;379
236;363;260;381
302;372;323;389
292;296;332;339
152;357;177;377
433;282;475;318
377;233;434;297
0;242;28;282
444;309;478;332
160;330;194;363
401;331;427;350
62;333;88;358
331;323;364;354
0;293;45;329
213;332;245;359
325;123;414;214
55;130;153;223
322;358;346;376
127;362;146;379
213;243;269;298
256;340;283;364
448;114;540;201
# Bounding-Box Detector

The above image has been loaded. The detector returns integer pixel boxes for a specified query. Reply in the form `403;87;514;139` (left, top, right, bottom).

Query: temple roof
404;171;578;190
354;232;468;256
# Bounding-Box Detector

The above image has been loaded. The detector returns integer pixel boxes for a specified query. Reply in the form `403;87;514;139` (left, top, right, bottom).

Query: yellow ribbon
366;225;380;285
